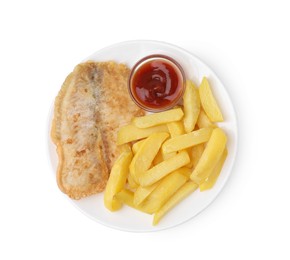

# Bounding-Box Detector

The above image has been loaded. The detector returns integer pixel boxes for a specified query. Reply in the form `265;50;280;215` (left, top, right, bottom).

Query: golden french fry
167;121;185;137
199;77;224;122
190;143;205;169
167;121;193;168
200;149;228;191
197;109;216;129
177;167;192;178
130;132;169;182
119;143;132;153
162;151;177;160
132;139;146;154
115;189;151;214
117;124;168;145
142;169;189;213
134;181;160;206
104;149;133;211
185;147;194;169
183;80;200;133
132;108;184;128
139;151;190;187
134;159;190;206
127;172;139;190
166;120;186;160
153;149;163;165
153;181;198;225
162;128;213;154
190;128;227;184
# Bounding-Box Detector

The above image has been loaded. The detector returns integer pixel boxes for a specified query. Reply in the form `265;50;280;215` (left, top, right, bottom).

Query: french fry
115;189;151;214
117;124;168;145
132;108;184;128
200;149;228;191
166;121;184;159
190;143;205;169
162;151;177;160
162;128;213;154
127;172;139;190
153;149;163;165
142;169;189;213
177;167;192;178
139;151;190;187
133;162;190;206
167;121;194;168
183;80;200;133
199;77;224;122
130;132;169;182
185;147;194;169
190;128;227;184
119;143;132;153
132;139;146;154
153;181;198;225
104;149;133;211
167;121;185;137
134;181;160;206
197;109;216;129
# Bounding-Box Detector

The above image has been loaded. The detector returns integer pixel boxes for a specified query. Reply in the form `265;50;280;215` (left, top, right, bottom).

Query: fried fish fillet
51;61;144;199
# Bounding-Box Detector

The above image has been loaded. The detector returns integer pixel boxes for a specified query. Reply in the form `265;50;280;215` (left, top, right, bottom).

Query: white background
0;0;289;259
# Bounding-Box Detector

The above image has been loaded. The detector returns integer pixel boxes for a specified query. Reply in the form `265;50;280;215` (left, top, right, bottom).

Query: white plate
47;40;238;232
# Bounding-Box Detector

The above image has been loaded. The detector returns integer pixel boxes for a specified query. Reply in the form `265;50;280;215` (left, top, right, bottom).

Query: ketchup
129;55;185;111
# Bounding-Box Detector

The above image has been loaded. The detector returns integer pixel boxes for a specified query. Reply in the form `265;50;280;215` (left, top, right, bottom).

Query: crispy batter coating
51;61;144;199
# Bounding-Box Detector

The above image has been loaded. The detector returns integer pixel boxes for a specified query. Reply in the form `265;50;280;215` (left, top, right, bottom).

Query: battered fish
51;61;144;199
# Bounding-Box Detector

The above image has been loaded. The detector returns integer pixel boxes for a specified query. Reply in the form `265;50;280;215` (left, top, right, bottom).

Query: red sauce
130;56;185;111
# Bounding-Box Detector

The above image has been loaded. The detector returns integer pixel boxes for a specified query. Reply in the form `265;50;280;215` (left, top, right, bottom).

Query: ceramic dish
47;40;238;232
